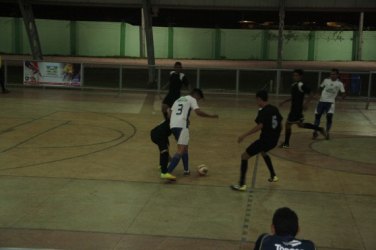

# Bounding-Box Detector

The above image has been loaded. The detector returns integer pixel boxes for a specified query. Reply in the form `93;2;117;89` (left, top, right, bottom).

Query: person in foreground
231;90;282;191
254;207;316;250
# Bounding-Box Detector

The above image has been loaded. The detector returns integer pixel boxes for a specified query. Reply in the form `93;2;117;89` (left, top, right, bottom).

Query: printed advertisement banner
23;61;81;87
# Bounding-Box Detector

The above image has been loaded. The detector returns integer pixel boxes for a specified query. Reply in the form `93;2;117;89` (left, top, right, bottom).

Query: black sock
302;123;317;130
285;128;291;145
262;154;276;177
239;160;248;186
160;151;169;174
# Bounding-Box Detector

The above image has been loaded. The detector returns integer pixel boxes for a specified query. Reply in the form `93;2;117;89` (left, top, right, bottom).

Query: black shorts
151;132;169;152
246;139;278;157
162;93;179;108
287;111;304;123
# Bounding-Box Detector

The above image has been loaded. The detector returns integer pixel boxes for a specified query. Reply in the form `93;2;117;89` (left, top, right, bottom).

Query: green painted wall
266;30;278;60
283;31;310;60
153;26;168;58
20;21;31;54
173;27;214;59
315;31;353;60
36;19;70;55
124;23;140;57
362;31;376;61
221;29;262;59
1;17;375;61
76;21;120;56
0;17;14;53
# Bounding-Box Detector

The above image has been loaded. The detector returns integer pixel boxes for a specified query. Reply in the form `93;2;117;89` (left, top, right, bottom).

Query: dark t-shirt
290;82;311;114
255;104;283;142
167;71;188;97
254;234;316;250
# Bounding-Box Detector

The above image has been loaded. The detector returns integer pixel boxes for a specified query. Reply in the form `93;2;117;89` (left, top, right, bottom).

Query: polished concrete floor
0;88;375;250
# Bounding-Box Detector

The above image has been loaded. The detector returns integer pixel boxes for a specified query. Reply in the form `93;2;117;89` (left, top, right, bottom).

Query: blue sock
182;152;189;171
167;154;181;173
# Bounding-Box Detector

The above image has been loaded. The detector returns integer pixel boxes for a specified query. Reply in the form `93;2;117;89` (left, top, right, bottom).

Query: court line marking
1;121;70;153
0;174;374;198
0;112;137;172
0;111;59;135
357;107;376;127
24;125;125;149
239;154;258;249
270;132;376;176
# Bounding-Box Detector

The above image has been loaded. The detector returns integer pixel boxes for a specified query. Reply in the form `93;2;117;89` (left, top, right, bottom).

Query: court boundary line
0;112;137;172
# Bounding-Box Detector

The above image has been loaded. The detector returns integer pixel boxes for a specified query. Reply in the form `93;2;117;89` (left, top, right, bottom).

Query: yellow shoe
160;173;176;181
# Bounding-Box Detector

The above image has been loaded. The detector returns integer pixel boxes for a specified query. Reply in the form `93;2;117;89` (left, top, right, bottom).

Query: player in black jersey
254;207;316;250
162;62;189;120
150;119;175;181
231;90;283;191
279;69;326;148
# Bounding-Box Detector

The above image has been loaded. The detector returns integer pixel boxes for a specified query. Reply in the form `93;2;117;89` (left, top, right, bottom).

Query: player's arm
194;109;218;118
339;83;346;100
238;123;263;143
339;91;346;100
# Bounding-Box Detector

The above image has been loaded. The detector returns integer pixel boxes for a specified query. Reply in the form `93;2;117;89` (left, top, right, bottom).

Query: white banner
23;61;81;87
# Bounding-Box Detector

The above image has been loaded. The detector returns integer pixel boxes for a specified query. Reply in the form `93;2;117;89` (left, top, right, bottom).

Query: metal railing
3;59;375;109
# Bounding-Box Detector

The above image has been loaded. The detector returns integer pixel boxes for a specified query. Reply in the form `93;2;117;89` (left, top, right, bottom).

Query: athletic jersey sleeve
255;108;264;125
190;96;199;110
320;79;328;88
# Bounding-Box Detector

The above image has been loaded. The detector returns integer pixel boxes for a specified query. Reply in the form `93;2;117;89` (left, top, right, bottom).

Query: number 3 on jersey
176;104;183;115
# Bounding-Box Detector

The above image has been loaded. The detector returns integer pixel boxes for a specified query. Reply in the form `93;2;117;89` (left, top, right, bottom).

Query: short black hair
331;68;339;74
293;69;304;76
191;88;204;99
174;61;182;67
272;207;299;237
256;90;268;102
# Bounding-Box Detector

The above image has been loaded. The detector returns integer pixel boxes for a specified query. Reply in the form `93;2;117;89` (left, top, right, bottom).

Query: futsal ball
197;164;208;176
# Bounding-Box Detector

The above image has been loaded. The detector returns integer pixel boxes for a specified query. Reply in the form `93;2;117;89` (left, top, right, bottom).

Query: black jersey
167;71;188;97
254;234;316;250
290;81;311;114
255;104;283;142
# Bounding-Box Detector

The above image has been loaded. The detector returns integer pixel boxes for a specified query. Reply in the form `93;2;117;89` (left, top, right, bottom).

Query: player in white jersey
163;88;218;180
313;68;345;140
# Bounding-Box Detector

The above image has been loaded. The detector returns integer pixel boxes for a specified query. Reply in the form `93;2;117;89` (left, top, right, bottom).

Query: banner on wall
23;61;81;87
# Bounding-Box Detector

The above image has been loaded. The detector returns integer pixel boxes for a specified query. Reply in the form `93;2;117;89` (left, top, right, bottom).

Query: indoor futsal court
1;0;376;249
0;82;375;249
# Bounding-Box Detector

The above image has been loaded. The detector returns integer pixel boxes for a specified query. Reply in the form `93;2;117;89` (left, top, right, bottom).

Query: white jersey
319;78;345;103
170;95;199;128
